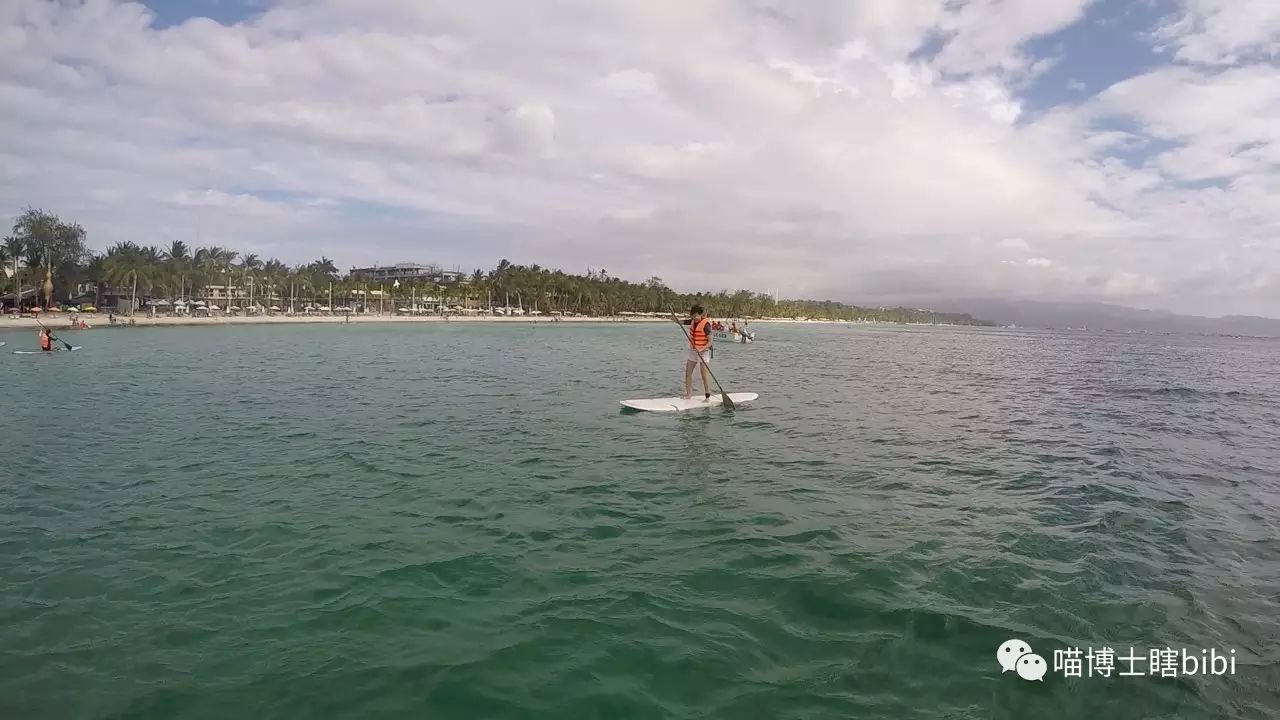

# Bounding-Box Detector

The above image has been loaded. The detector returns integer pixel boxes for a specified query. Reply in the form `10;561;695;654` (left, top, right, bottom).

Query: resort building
348;263;467;284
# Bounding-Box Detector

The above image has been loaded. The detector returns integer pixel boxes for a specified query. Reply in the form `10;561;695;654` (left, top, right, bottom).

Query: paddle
670;308;735;409
35;317;74;351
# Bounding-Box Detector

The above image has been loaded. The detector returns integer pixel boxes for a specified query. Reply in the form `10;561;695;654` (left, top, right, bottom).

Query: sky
2;0;1279;316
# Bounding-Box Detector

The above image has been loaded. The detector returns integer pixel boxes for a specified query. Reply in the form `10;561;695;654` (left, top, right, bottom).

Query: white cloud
1104;271;1161;297
931;0;1095;76
1153;0;1280;65
601;69;659;97
1;0;1279;315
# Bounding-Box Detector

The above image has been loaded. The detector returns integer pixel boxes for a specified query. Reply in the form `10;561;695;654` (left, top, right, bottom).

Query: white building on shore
349;263;466;284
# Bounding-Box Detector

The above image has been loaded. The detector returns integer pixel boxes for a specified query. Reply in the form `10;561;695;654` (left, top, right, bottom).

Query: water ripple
2;323;1279;719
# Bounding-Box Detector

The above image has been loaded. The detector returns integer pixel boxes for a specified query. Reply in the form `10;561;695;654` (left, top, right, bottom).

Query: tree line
3;207;993;325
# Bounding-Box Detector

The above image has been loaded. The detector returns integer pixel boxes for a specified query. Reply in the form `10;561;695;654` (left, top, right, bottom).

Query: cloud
929;0;1095;76
1;0;1279;315
1152;0;1280;65
1104;271;1161;297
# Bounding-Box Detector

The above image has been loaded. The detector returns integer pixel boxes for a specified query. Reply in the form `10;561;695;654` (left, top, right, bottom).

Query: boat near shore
711;328;755;343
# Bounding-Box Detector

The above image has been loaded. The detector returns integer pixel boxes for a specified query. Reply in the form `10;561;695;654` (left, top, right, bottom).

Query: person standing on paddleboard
38;328;55;352
675;304;714;400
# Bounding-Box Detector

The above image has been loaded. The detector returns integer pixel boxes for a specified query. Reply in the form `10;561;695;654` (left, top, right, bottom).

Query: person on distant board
674;304;714;400
38;327;55;352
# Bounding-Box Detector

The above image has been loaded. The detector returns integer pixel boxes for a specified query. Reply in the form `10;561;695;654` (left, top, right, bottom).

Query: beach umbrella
269;305;281;311
337;307;352;312
319;305;331;311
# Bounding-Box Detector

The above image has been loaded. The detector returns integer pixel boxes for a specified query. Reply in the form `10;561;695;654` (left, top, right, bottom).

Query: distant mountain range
901;299;1280;338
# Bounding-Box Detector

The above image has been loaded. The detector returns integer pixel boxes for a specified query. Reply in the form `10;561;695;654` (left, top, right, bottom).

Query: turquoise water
3;322;1278;719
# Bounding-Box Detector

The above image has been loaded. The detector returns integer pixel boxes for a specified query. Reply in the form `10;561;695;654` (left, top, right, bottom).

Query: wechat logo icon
998;639;1046;681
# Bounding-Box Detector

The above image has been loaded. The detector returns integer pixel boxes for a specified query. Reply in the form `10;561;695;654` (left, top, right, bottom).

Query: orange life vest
690;317;711;350
39;333;52;351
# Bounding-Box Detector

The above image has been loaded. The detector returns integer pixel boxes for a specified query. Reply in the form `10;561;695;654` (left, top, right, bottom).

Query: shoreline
0;313;863;333
0;313;991;334
0;314;662;331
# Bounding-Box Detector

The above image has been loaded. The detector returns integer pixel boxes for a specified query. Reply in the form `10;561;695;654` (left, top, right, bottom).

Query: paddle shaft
670;309;734;408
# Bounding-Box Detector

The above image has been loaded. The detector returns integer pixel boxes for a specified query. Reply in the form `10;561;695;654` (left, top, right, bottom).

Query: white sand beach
0;313;661;331
0;312;848;334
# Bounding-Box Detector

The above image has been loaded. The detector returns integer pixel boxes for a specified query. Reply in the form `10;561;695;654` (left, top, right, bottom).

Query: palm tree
236;254;263;306
167;240;190;262
308;256;338;280
165;240;192;301
140;246;167;301
0;239;12;296
103;242;155;315
82;254;107;309
193;246;238;307
0;239;21;310
263;259;287;307
469;269;485;311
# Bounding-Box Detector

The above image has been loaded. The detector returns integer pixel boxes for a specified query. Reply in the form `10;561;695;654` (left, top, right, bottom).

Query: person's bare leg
684;360;695;398
699;361;712;399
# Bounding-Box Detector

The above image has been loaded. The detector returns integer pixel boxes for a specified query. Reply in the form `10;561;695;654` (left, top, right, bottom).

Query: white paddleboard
620;392;758;412
13;346;81;354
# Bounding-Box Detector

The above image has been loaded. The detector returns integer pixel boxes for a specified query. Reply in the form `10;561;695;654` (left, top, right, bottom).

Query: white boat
711;328;755;344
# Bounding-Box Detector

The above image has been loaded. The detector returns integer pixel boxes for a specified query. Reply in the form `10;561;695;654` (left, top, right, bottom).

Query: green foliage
7;206;89;301
6;209;994;325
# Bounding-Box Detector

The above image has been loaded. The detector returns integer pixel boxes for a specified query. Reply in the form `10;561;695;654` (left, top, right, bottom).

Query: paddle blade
722;392;735;409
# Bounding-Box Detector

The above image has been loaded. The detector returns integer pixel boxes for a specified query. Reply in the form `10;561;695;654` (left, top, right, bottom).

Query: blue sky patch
1021;0;1179;112
142;0;263;29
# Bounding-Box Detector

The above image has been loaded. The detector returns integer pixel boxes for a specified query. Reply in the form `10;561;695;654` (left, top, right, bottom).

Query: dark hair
690;304;704;315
